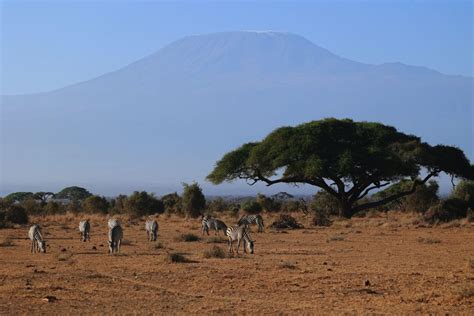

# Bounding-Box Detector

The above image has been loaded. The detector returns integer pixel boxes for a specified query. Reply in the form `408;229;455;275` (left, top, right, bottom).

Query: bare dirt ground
0;212;473;314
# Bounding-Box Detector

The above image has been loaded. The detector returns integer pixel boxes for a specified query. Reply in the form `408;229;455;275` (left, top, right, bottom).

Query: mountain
1;31;472;195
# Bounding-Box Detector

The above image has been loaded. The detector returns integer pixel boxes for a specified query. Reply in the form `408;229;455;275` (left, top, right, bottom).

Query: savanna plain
0;212;473;314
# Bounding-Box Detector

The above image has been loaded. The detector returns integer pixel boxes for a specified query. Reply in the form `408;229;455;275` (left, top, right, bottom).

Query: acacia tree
207;119;474;218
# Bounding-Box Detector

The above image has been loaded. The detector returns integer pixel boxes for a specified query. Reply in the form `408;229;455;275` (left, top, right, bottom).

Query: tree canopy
55;186;92;201
207;118;474;217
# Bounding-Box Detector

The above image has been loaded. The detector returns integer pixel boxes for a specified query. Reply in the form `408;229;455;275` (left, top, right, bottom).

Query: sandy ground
0;212;473;314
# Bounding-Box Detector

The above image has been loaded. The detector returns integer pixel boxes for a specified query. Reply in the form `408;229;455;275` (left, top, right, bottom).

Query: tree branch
356;181;391;201
352;171;438;214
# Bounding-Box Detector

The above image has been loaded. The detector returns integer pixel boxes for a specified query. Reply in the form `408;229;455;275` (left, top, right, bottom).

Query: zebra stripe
201;216;227;236
28;225;46;254
108;224;123;254
79;219;91;242
237;214;264;232
225;225;254;254
145;218;159;241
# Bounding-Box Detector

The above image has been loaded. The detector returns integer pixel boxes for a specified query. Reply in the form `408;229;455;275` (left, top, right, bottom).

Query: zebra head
39;240;46;253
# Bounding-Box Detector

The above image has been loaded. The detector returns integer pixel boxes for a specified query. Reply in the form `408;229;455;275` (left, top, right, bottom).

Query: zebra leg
243;239;247;253
117;240;121;253
237;238;241;254
228;239;233;253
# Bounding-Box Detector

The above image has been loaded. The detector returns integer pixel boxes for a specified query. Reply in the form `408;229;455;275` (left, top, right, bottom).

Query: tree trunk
338;200;354;218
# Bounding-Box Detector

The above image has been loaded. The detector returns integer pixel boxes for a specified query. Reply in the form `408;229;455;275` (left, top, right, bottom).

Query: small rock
327;268;333;272
92;246;97;250
365;280;371;286
61;248;67;252
323;262;327;265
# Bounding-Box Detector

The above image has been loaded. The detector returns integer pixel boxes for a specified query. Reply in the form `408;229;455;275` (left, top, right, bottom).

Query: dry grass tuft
175;233;200;242
417;237;441;244
0;237;14;247
206;237;226;244
167;252;190;263
279;261;297;269
203;246;227;259
457;283;474;298
327;235;345;242
154;242;165;249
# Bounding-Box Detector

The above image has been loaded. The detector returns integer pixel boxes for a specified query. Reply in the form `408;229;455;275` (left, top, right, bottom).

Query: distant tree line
2;180;473;228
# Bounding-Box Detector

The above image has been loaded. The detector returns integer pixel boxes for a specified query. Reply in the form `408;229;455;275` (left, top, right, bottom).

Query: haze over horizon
1;1;473;197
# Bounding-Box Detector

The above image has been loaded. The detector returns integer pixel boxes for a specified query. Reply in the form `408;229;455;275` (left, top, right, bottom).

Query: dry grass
457;283;474;298
327;235;345;242
206;237;226;243
175;233;200;242
203;246;227;259
0;213;473;314
0;237;14;247
279;261;297;269
417;237;441;244
167;252;190;263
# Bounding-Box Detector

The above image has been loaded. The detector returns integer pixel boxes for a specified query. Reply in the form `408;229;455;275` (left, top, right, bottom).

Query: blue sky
1;0;472;95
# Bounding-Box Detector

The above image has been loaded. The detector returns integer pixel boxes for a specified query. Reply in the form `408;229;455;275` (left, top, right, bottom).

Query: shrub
176;233;200;242
207;197;228;214
452;180;474;208
182;182;206;218
167;252;189;263
311;191;340;216
203;246;227;258
83;195;110;214
280;200;301;213
5;205;29;224
269;214;303;229
43;201;65;215
256;194;281;212
125;191;164;217
424;198;469;223
161;192;182;214
20;199;43;215
241;199;262;214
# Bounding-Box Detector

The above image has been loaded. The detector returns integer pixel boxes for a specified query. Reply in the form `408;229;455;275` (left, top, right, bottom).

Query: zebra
108;218;120;229
108;224;123;254
79;219;91;242
145;218;158;241
28;225;46;253
226;225;254;254
238;214;264;232
201;216;227;236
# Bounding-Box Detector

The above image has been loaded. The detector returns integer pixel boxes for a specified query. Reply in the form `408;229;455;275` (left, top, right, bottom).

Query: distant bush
43;201;65;215
162;192;183;214
373;180;439;213
207;197;228;214
424;198;469;223
182;182;206;218
311;191;340;216
125;191;164;217
20;198;43;215
256;194;281;212
203;246;227;259
55;186;92;201
241;199;262;214
269;214;303;229
452;180;474;208
5;205;29;224
83;195;110;214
